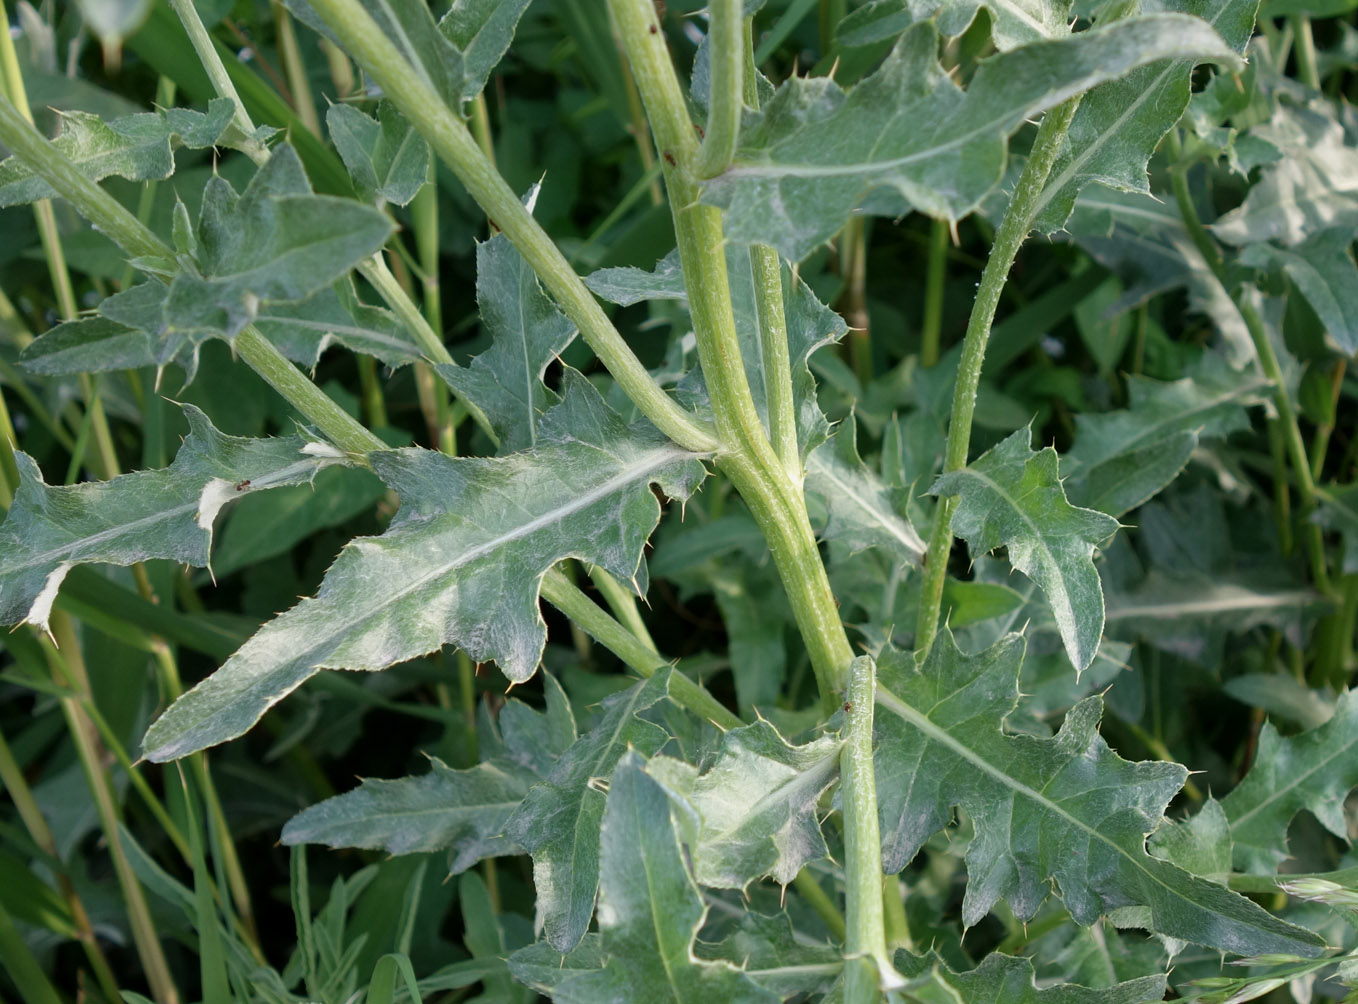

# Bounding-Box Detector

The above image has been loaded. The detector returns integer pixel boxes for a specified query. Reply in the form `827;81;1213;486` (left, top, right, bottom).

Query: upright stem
166;0;267;162
1291;14;1320;90
610;0;854;703
304;0;718;454
920;218;949;367
271;0;321;135
914;97;1082;664
696;0;743;179
841;655;895;1002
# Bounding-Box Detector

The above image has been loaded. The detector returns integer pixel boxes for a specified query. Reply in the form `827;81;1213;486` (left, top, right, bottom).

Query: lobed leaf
647;720;842;889
1220;688;1358;873
932;428;1119;673
805;417;926;564
1031;0;1261;232
436;232;577;454
0;100;236;207
873;631;1324;956
506;672;674;952
835;0;1073;52
899;951;1167;1004
701;15;1240;260
327;101;429;207
0;406;343;634
546;752;781;1002
1241;228;1358;355
1062;353;1271;516
281;757;535;873
141;375;706;763
162;145;393;341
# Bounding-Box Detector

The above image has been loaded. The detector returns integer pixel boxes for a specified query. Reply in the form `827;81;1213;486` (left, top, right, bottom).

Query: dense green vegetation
0;0;1356;1001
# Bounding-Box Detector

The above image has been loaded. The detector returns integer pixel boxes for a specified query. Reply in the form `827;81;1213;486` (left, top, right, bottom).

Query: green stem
541;568;743;730
914;96;1082;664
741;22;799;480
841;655;894;1001
612;0;854;705
920;218;948;367
1291;14;1320;90
305;0;718;455
793;868;847;941
0;899;64;1004
271;0;321;135
47;617;180;1003
696;0;742;179
1166;132;1330;595
166;0;268;162
586;563;658;652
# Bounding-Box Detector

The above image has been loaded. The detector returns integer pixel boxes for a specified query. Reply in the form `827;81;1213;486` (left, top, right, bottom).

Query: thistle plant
0;0;1356;1001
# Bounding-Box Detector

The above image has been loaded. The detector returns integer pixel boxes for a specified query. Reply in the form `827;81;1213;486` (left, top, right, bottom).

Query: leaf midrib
807;451;925;558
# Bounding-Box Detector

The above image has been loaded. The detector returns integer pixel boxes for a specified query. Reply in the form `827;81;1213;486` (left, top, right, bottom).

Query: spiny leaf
931;427;1119;673
0;406;342;634
438;0;535;101
252;278;424;369
898;951;1168;1004
141;374;706;763
1062;354;1271;515
1031;0;1261;232
696;912;842;997
162;145;393;341
1220;688;1358;873
701;15;1240;260
805;416;926;565
647;720;842;889
547;752;781;1003
436;232;577;454
505;672;674;953
0;100;236;207
873;631;1324;956
1240;228;1358;355
836;0;1072;52
327;101;429;207
280;757;534;873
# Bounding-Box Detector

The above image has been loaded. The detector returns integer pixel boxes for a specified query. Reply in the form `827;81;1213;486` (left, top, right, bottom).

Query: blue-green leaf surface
141;375;706;762
931;428;1119;673
702;16;1239;260
0;407;342;634
547;752;780;1003
873;632;1324;956
327;101;429;207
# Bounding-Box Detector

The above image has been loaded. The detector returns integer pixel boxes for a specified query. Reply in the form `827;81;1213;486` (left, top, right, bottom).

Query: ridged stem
914;96;1083;664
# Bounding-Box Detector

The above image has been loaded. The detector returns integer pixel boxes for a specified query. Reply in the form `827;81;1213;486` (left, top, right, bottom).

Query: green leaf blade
932;429;1119;673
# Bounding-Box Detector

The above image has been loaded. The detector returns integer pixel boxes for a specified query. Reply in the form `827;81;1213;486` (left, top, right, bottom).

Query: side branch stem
696;0;743;178
914;96;1082;663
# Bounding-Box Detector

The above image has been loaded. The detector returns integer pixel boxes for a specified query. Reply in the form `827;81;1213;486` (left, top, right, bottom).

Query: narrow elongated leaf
836;0;1073;52
702;16;1239;260
0;100;235;207
142;375;705;762
903;952;1167;1004
0;406;342;633
281;758;534;873
436;233;577;453
931;428;1119;673
1220;688;1358;873
548;753;780;1003
873;632;1324;956
1031;0;1260;232
1241;228;1358;354
505;672;674;953
1062;354;1271;515
162;145;393;340
327;102;429;207
805;418;926;565
647;720;842;889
